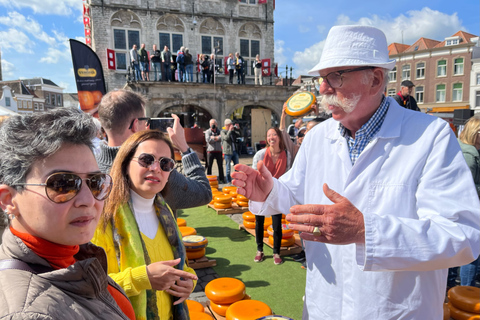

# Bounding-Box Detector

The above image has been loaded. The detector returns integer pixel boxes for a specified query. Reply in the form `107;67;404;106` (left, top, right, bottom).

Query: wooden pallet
239;225;303;256
188;256;217;269
208;203;249;215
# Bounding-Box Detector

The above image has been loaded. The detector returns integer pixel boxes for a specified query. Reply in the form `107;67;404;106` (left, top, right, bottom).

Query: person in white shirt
232;25;480;320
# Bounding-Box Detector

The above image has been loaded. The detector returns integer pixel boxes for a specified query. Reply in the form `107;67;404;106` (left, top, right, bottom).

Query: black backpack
176;52;185;65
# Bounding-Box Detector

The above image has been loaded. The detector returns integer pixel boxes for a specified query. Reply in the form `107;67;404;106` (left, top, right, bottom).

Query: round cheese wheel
257;316;294;320
214;195;232;204
212;190;223;196
242;211;256;222
209;182;219;188
183;235;208;250
176;218;187;227
205;277;246;305
268;235;295;247
448;286;480;314
237;200;249;207
267;225;294;239
236;194;248;201
186;299;205;313
448;302;480;320
443;303;450;320
263;230;268;238
285;91;316;117
214;202;232;209
210;300;231;317
186;247;206;260
229;190;238;196
226;300;272;320
189;311;214;320
207;175;218;181
179;226;197;237
243;220;256;229
222;186;237;194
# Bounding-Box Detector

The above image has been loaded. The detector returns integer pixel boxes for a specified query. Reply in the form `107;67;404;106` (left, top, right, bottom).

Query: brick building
85;0;275;90
387;31;479;119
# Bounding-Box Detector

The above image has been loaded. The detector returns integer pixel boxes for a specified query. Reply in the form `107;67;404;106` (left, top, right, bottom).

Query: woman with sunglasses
92;130;198;320
252;127;292;265
0;108;135;319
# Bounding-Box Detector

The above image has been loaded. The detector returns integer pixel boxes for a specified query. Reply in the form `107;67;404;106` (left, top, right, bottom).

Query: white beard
320;93;361;114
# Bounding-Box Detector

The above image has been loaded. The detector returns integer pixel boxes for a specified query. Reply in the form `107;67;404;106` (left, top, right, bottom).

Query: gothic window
110;10;142;71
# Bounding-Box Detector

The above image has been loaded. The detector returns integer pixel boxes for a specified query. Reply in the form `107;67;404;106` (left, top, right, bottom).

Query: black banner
69;39;106;115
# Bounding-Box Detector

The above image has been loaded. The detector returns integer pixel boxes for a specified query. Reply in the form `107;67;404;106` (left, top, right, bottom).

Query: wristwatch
181;147;193;156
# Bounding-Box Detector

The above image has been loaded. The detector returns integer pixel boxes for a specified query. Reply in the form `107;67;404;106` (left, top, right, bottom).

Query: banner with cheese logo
69;39;106;117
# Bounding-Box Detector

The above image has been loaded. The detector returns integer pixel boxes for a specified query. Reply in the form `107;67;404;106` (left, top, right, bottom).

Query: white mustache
320;94;360;114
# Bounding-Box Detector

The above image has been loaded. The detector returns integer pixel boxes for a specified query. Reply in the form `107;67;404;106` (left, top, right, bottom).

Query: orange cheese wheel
263;230;268;238
242;211;256;222
183;235;208;250
205;277;246;305
243;220;256;229
179;226;197;237
263;217;272;230
210;300;231;317
207;175;218;181
214;195;232;204
189;311;214;320
212;191;223;196
187;247;206;260
448;286;480;314
226;300;272;320
237;200;249;207
186;300;205;313
268;235;295;247
209;199;215;205
214;202;232;209
443;303;450;320
448;302;480;320
210;182;219;188
223;186;237;194
267;225;294;239
285;91;316;117
177;218;187;227
236;194;248;201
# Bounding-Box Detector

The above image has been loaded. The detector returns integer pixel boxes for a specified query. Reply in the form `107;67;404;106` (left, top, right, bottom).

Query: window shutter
107;49;116;70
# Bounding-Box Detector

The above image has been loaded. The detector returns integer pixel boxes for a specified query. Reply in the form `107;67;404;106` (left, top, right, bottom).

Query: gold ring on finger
313;226;322;237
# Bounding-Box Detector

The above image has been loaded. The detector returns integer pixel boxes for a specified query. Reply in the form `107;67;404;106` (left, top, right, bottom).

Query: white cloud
0;29;33;54
58;81;69;92
291;8;466;76
274;40;287;68
39;47;70;64
298;25;310;33
1;59;16;79
0;12;56;46
0;0;81;16
75;36;86;44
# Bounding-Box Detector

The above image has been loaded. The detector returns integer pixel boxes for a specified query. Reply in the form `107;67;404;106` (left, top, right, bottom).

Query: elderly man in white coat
232;25;480;320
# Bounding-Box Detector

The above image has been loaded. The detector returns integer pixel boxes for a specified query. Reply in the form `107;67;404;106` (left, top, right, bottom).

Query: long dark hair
265;127;286;151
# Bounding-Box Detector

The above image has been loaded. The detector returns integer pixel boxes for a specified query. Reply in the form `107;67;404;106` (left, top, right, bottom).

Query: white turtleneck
130;189;159;239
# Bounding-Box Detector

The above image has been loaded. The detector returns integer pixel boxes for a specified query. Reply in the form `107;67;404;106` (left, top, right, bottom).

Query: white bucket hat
308;25;396;75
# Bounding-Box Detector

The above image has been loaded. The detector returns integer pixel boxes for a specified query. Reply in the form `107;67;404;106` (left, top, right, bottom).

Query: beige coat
0;229;131;320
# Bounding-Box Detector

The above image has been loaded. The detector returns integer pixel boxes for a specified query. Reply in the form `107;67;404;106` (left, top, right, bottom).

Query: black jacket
394;93;420;112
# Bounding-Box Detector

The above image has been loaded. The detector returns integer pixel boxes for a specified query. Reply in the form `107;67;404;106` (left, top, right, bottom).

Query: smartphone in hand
149;118;174;132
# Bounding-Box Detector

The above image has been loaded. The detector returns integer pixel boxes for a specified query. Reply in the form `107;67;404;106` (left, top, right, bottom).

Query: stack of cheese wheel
267;224;295;247
177;218;187;227
205;277;246;317
207;175;219;191
211;189;224;205
184;235;208;260
242;211;256;230
189;312;214;320
213;194;233;210
179;226;197;237
186;299;205;313
236;194;249;208
447;286;480;320
223;186;237;196
225;300;272;320
443;303;450;320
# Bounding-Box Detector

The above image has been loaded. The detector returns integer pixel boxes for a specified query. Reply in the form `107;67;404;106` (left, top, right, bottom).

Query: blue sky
0;0;478;93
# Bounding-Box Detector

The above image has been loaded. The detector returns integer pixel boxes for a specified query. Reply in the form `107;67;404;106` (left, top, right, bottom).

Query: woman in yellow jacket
92;130;198;320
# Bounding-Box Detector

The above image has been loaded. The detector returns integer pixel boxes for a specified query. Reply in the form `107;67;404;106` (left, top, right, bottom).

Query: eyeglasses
128;117;151;130
13;173;113;203
132;153;176;172
319;66;374;89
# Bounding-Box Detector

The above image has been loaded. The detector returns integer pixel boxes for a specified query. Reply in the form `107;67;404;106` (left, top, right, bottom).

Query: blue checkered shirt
338;96;390;165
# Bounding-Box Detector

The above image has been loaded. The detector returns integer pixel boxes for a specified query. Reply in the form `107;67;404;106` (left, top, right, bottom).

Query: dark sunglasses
13;173;112;203
133;153;175;172
128;117;151;129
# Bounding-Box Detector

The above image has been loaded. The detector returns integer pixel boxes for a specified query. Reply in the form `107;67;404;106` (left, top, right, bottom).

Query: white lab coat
251;98;480;319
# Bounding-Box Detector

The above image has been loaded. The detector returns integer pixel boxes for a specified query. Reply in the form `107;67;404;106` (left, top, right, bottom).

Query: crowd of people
0;25;479;320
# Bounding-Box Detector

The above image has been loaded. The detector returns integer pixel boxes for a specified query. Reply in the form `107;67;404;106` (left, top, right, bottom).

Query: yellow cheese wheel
214;202;232;209
268;235;295;247
237;200;249;207
243;220;256;229
226;300;272;320
222;186;237;194
267;225;294;239
186;248;206;260
205;277;246;305
236;194;248;201
177;218;187;227
214;195;232;204
448;286;480;314
189;311;214;320
448;302;480;320
186;299;205;313
179;226;197;237
242;211;256;222
285;91;316;117
443;303;450;320
183;235;208;250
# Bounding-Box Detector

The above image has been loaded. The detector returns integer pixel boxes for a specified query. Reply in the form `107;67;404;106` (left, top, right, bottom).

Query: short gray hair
0;108;96;188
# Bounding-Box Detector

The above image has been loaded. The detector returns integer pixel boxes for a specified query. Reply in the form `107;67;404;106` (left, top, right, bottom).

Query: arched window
110;10;142;71
238;23;262;76
156;14;185;53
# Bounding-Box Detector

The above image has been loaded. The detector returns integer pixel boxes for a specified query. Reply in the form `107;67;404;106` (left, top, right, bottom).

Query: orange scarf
10;226;136;320
263;147;287;178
